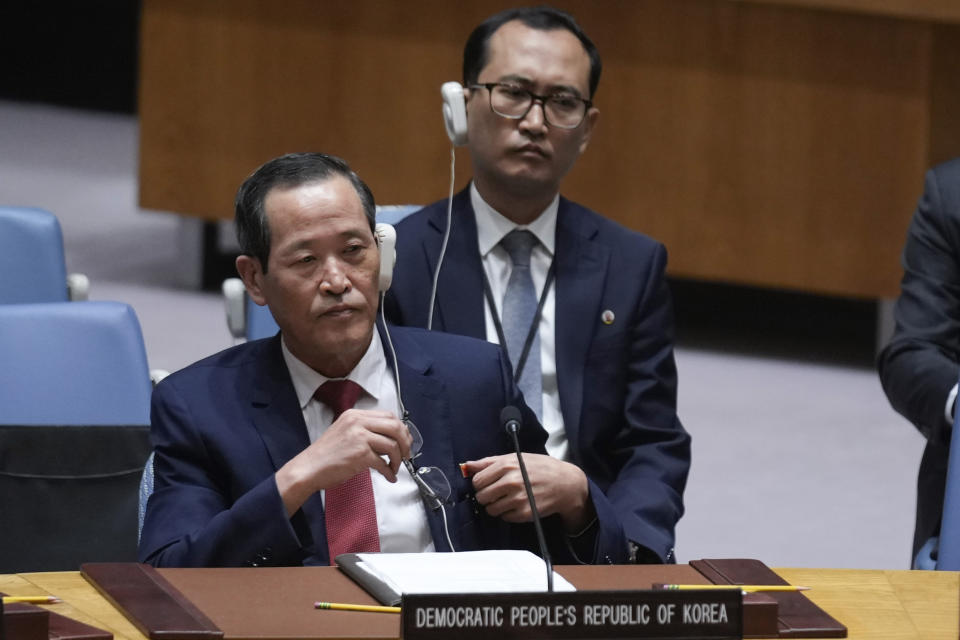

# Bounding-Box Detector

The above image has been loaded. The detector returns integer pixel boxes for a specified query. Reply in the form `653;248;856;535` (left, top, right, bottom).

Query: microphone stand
502;406;554;592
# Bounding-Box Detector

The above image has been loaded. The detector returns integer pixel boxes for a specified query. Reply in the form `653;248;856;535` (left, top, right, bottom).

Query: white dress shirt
471;183;568;461
281;330;435;553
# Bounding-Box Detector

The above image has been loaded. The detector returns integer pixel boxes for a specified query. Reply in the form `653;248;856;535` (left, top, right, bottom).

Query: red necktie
314;379;381;563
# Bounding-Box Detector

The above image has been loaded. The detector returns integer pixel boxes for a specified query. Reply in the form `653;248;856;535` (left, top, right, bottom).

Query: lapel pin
601;309;615;325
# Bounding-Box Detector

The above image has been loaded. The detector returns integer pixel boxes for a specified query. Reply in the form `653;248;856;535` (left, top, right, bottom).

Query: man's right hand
275;409;413;516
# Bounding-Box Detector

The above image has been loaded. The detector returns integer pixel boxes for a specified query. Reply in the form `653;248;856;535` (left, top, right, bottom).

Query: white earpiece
441;82;468;146
375;223;396;292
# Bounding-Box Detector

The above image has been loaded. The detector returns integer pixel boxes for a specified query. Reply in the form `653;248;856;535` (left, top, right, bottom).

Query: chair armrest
222;277;247;340
67;273;90;301
150;369;170;387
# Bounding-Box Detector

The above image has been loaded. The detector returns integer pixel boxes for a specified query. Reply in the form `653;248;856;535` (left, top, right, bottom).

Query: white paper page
355;550;576;594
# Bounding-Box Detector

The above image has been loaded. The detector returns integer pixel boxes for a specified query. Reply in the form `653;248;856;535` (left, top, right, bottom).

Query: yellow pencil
661;584;809;592
314;601;401;613
2;596;62;604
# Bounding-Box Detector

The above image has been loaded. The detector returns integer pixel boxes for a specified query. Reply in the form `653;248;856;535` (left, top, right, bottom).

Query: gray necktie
500;229;542;420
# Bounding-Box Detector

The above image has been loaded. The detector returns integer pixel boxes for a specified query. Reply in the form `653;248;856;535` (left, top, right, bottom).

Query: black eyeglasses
403;418;452;510
470;82;592;129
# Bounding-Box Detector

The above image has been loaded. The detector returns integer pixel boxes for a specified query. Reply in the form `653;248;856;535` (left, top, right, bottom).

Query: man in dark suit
384;7;690;564
878;157;960;565
139;152;625;567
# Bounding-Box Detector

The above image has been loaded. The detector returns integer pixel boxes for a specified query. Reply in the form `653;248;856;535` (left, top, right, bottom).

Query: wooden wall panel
139;0;960;298
567;2;933;297
741;0;960;23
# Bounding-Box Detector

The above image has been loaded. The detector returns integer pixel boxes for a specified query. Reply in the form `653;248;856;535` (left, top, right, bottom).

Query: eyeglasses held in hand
403;418;453;510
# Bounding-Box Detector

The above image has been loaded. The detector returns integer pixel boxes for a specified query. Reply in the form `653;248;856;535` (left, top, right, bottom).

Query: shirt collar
281;329;387;410
471;182;557;258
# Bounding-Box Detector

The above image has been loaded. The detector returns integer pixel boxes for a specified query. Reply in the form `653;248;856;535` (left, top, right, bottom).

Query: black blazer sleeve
878;159;960;443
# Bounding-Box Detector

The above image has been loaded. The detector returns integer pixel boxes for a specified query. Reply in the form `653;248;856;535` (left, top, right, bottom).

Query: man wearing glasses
139;152;625;567
385;7;690;564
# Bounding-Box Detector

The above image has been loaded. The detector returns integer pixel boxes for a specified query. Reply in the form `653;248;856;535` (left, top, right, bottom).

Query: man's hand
462;453;594;532
275;409;412;516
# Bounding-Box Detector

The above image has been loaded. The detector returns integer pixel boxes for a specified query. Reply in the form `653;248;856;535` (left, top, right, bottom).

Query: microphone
500;406;554;592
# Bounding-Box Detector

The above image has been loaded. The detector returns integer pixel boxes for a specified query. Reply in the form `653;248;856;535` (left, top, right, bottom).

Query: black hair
462;6;602;98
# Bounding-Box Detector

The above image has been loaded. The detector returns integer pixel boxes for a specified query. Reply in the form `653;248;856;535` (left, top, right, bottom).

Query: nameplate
401;590;741;640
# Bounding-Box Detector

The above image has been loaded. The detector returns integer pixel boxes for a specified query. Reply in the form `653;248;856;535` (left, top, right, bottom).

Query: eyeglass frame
403;416;454;510
469;82;593;130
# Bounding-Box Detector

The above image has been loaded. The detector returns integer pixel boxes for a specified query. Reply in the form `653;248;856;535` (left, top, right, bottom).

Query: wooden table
2;566;957;639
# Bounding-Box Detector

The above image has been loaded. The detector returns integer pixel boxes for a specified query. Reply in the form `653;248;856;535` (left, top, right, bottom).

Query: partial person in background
139;152;623;567
385;6;690;564
878;157;960;565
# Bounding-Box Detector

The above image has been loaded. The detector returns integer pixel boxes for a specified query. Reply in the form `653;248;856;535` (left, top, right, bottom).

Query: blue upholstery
0;301;153;425
0;300;153;570
917;382;960;570
937;392;960;569
375;204;421;226
246;299;280;341
0;206;69;303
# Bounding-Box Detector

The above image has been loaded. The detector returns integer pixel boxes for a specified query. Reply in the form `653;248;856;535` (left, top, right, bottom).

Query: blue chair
0;206;89;303
0;301;153;424
0;301;154;571
913;382;960;570
221;205;420;341
936;395;960;569
222;277;280;342
375;204;421;226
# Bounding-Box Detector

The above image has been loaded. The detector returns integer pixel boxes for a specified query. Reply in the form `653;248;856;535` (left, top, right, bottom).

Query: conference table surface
1;565;957;640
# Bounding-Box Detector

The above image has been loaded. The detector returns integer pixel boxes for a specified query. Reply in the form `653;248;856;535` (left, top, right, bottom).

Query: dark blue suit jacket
878;157;960;558
139;323;586;567
384;189;691;563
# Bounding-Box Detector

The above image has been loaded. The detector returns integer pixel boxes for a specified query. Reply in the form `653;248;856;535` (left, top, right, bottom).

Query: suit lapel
554;199;609;461
379;322;463;552
248;336;310;468
247;336;328;562
425;189;486;339
248;329;466;561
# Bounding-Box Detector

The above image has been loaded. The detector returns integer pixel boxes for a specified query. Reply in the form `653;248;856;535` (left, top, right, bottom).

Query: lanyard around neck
481;260;556;383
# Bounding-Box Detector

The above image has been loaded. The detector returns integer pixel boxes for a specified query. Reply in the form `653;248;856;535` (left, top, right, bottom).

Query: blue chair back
0;301;153;425
376;204;420;226
0;301;153;570
0;206;69;303
937;392;960;569
246;299;280;341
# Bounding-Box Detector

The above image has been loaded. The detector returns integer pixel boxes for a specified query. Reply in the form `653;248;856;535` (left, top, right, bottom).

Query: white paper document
354;550;576;595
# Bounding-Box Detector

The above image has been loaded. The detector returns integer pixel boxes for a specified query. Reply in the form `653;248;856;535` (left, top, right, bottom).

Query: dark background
0;1;140;113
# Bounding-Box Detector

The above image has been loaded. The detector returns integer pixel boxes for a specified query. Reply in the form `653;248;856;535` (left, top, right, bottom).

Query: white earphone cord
380;295;456;552
426;145;456;330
